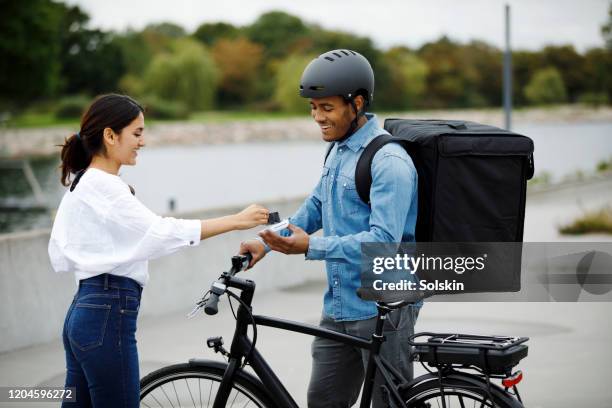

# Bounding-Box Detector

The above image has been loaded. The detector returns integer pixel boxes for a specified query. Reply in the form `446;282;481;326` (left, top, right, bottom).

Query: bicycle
140;254;529;407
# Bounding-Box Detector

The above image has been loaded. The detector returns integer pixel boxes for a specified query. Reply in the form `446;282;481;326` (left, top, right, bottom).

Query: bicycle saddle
356;287;434;305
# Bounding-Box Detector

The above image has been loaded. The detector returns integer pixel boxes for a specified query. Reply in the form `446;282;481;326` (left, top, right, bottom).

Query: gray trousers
307;306;420;408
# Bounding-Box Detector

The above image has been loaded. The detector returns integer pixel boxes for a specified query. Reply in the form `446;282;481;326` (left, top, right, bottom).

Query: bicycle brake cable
226;290;257;368
227;292;237;320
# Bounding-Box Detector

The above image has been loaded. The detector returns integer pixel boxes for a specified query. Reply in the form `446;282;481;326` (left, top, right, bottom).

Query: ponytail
59;133;92;186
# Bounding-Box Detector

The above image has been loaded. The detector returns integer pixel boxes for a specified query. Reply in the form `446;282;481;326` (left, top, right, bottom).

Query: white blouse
48;168;201;286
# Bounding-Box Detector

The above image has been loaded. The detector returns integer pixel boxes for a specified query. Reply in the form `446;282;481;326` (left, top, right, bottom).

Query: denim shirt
289;113;418;321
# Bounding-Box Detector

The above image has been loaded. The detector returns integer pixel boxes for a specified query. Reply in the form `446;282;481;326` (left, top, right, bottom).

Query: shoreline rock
1;105;611;159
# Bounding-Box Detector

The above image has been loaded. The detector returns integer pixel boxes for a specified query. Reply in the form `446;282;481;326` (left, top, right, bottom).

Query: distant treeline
1;0;611;118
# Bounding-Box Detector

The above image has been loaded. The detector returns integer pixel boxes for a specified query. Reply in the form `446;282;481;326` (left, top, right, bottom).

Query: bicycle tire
401;373;523;408
140;360;275;408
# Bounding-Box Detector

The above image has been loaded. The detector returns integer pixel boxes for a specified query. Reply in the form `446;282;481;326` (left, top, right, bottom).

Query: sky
64;0;610;52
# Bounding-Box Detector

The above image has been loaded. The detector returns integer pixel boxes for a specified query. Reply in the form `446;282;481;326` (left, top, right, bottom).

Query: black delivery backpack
352;119;535;243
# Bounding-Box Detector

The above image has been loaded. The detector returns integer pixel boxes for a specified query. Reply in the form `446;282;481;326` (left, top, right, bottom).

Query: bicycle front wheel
140;360;274;408
402;374;523;408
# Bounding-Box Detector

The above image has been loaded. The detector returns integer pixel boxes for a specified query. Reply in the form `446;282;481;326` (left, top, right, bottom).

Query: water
1;121;610;233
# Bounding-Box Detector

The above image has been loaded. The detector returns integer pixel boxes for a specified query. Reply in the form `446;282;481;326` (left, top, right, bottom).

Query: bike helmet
299;49;375;140
300;49;374;103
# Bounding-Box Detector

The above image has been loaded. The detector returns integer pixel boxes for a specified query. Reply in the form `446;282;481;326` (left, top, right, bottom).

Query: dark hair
59;94;144;186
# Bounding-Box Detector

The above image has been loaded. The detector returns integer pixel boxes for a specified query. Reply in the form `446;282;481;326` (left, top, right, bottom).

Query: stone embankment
1;106;611;158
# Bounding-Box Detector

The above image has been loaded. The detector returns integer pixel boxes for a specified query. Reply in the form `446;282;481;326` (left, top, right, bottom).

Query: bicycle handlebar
203;253;253;316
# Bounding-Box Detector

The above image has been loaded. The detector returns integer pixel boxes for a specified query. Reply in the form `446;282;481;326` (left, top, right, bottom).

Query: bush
596;157;612;173
140;96;189;120
524;67;568;105
54;95;91;119
559;207;612;235
578;92;610;107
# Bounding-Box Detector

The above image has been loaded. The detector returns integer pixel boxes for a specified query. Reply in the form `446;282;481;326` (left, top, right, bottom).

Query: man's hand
239;239;267;269
259;224;309;255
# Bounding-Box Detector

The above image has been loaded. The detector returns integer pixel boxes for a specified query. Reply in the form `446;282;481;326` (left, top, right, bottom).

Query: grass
2;110;310;129
559;207;612;235
3;112;78;128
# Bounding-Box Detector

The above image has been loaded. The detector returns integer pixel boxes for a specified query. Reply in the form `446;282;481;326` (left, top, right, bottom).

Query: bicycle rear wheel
402;374;522;408
140;360;274;408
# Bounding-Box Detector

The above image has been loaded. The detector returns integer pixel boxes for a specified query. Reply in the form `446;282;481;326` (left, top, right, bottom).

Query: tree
376;48;428;110
0;0;62;106
144;22;186;38
524;67;568;105
463;41;503;107
57;5;125;95
417;36;483;108
143;39;219;111
274;54;314;112
193;22;240;46
582;48;612;103
212;37;263;106
603;3;612;50
247;11;310;59
540;45;585;102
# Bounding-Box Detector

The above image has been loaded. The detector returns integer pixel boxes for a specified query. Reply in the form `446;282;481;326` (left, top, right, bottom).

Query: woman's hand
233;204;269;230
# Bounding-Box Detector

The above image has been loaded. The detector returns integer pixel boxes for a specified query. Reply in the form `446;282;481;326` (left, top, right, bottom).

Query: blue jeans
62;274;142;408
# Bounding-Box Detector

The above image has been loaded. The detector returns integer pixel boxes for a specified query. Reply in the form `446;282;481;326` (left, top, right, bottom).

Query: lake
1;120;610;233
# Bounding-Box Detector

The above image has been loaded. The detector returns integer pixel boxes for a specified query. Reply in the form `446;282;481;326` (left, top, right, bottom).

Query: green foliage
559;207;612;235
193;22;240;46
274;55;314;113
0;0;62;106
527;171;552;187
111;30;155;76
247;11;310;59
58;11;126;96
143;39;219;111
524;67;568;105
582;48;612;104
140;96;189;120
540;45;585;102
578;92;610;107
376;48;428;110
3;4;612;114
144;22;186;38
54;95;91;119
596;157;612;172
418;37;476;108
212;37;263;106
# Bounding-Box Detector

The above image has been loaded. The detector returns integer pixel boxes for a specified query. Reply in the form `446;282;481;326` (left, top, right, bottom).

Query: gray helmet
299;49;374;104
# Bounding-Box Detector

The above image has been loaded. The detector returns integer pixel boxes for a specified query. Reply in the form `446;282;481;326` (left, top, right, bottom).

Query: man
240;49;420;407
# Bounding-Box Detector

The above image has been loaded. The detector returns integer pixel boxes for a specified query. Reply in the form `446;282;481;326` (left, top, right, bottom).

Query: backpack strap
355;134;409;205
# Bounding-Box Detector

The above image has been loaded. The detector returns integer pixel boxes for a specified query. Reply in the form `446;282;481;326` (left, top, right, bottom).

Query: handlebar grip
244;252;253;266
204;293;220;315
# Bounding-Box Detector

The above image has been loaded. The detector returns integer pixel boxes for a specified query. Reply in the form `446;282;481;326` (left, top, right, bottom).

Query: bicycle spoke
160;384;176;408
184;378;197;408
198;379;202;408
207;379;213;407
147;390;165;408
229;388;239;407
171;380;181;407
458;394;466;408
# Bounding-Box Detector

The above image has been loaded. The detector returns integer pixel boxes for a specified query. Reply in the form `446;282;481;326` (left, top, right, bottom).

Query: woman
48;94;269;407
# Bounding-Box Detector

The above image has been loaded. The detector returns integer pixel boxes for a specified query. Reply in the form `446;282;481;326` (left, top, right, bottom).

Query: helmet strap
337;96;366;143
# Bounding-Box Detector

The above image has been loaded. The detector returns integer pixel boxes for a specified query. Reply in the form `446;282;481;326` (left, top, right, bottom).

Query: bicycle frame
210;274;409;408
